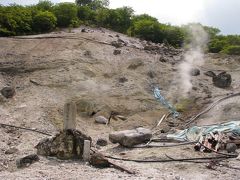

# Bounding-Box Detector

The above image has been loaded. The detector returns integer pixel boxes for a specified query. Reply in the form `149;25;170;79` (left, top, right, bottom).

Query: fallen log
90;152;135;174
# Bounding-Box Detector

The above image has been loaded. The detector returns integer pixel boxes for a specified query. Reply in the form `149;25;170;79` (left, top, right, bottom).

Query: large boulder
35;129;91;160
109;128;152;147
213;72;232;88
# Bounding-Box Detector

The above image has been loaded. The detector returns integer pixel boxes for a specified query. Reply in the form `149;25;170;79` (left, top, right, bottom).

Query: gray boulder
109;128;152;147
226;143;237;153
5;147;18;154
95;116;108;124
190;68;200;76
213;72;232;88
16;154;39;168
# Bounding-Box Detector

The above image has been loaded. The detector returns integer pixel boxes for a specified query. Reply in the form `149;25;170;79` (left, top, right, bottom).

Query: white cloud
110;0;207;25
110;0;240;34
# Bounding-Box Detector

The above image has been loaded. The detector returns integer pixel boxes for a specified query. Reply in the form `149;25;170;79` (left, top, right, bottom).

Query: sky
1;0;240;35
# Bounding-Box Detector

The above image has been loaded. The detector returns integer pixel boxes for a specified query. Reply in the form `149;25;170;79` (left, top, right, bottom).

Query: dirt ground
0;26;240;179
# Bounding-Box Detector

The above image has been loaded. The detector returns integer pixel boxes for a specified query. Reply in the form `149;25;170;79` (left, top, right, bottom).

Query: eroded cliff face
0;27;240;179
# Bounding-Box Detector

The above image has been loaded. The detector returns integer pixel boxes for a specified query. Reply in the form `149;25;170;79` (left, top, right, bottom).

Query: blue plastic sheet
154;87;179;118
167;121;240;142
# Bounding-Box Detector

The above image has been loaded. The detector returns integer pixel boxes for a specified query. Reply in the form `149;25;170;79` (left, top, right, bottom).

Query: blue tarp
154;87;179;118
167;121;240;142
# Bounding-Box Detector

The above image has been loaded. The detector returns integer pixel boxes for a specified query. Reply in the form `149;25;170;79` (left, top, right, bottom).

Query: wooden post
63;101;77;130
83;140;91;161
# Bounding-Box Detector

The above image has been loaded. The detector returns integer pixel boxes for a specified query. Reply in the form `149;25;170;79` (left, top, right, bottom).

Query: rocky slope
0;27;240;179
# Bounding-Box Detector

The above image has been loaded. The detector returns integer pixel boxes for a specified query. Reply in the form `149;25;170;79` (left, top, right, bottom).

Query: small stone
0;94;7;102
159;57;167;62
96;138;108;146
95;116;108;124
128;60;143;70
204;71;216;77
1;87;15;98
84;50;91;57
190;68;200;76
192;86;198;91
113;49;121;55
90;153;110;168
119;77;128;83
226;143;237;153
147;71;156;79
111;41;124;48
5;147;18;154
81;28;86;32
16;154;39;168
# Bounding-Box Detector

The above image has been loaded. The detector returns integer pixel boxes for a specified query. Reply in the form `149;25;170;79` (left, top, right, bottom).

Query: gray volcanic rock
213;72;232;88
16;154;39;168
109;127;152;147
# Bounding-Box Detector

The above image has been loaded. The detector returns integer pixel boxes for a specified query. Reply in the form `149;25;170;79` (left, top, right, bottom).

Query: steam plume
179;24;209;96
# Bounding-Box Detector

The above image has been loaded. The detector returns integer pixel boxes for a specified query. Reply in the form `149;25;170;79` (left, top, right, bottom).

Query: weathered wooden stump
64;101;77;130
35;129;91;160
35;102;92;160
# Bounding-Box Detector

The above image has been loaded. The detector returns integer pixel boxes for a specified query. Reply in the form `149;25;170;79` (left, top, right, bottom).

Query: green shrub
70;18;81;28
33;11;56;32
0;28;15;36
36;0;53;11
129;19;162;42
221;45;240;55
0;5;33;35
53;3;78;27
77;5;96;22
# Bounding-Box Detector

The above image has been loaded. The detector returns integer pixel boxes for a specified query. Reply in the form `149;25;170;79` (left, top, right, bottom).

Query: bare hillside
0;27;240;179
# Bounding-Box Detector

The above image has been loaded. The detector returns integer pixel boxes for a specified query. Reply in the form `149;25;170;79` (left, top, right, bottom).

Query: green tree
76;0;109;9
127;14;158;37
131;14;158;23
130;19;162;42
76;0;93;6
36;0;53;11
0;4;33;35
33;11;56;32
96;7;133;33
163;26;185;47
89;0;109;10
221;45;240;55
53;2;78;27
203;25;220;39
77;5;96;23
